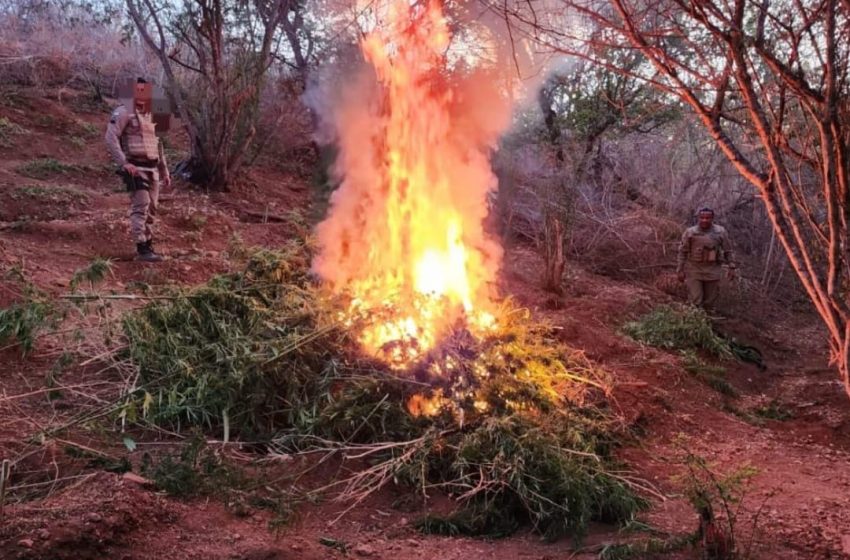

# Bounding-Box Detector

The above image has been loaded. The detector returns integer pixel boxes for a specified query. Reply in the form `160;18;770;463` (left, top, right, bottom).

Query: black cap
698;207;714;216
136;77;148;84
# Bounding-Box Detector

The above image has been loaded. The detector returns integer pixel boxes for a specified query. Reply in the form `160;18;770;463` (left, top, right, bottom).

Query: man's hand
123;163;139;176
677;271;686;283
162;175;172;189
726;267;736;281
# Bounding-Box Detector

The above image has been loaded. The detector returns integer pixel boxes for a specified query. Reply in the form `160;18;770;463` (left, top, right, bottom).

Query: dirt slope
1;86;849;560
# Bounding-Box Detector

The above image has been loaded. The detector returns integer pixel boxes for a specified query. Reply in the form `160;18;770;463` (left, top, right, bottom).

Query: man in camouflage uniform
677;208;737;311
104;78;171;262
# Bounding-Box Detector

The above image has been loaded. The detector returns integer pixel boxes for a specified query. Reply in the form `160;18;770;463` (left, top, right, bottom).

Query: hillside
1;86;849;560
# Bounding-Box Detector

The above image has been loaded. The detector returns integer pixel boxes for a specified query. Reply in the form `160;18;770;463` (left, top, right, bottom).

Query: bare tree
125;0;310;190
491;0;850;399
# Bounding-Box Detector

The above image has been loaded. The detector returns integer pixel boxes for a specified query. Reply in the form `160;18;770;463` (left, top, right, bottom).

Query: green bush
623;305;732;358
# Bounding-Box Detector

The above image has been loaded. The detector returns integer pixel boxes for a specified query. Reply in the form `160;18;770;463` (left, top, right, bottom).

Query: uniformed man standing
104;78;171;262
677;208;737;311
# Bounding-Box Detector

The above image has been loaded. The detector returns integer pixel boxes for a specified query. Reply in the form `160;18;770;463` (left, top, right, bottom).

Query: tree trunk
543;211;566;294
539;80;569;294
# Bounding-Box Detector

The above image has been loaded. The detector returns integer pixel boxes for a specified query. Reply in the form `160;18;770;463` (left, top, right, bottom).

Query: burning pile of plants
120;0;649;539
123;245;645;539
122;0;647;540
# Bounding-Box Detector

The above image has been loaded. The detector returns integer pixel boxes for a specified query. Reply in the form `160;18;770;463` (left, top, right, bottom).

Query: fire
313;0;510;365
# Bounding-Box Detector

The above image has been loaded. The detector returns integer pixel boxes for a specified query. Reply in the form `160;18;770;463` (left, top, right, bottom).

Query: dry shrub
570;209;683;281
497;115;805;310
250;75;316;174
0;2;155;95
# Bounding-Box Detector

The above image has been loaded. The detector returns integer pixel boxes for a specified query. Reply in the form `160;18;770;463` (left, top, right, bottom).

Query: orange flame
313;0;510;365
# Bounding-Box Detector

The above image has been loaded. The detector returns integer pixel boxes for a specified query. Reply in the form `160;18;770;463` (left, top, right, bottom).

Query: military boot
136;240;163;262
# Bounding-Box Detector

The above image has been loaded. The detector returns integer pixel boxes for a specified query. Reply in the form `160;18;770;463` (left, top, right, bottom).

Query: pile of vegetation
622;305;733;359
122;245;644;540
623;304;767;396
623;305;741;396
122;245;341;435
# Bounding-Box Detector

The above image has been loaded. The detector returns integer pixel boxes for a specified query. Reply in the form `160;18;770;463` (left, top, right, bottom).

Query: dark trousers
686;277;720;310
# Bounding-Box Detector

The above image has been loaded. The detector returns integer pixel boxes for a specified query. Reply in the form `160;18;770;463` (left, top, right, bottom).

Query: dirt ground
1;86;849;560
